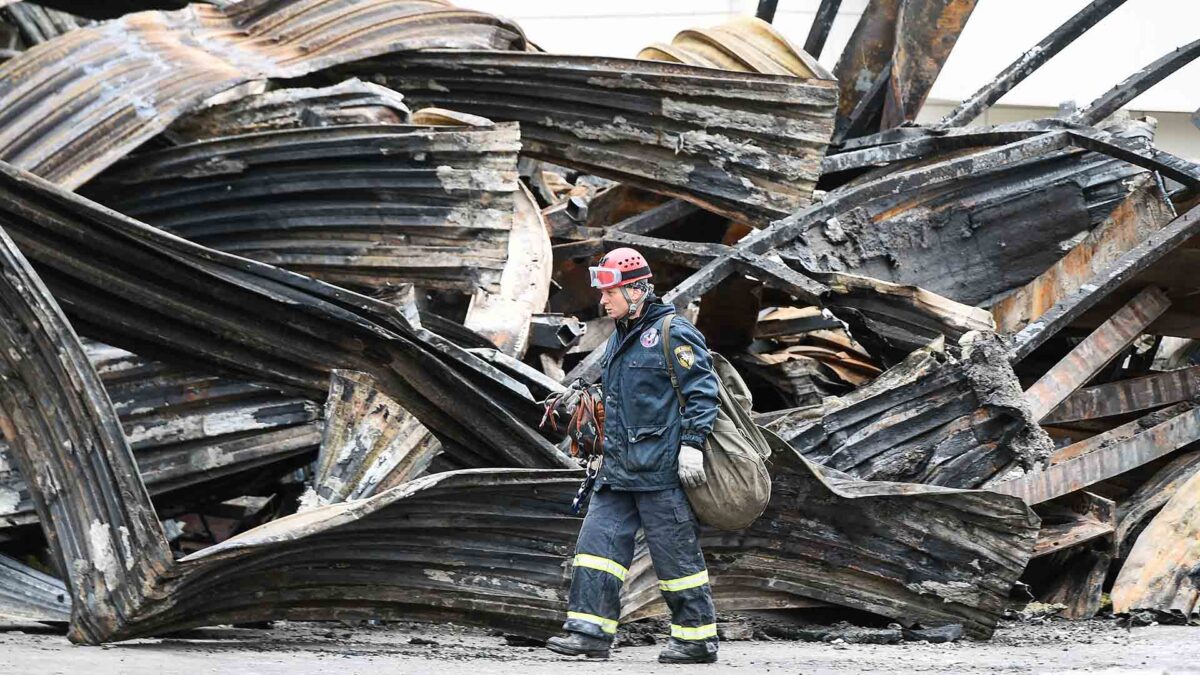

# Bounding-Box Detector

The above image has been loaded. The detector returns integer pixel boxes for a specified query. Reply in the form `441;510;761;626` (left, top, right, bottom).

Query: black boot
658;638;718;664
546;631;611;658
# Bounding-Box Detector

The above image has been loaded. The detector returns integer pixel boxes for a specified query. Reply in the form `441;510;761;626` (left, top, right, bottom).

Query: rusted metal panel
881;0;978;130
1011;206;1200;361
366;49;837;226
1115;449;1200;560
832;0;902;137
937;0;1128;127
0;1;527;189
992;174;1174;336
1031;492;1115;559
1043;364;1200;425
992;403;1200;505
1112;466;1200;614
1024;286;1171;422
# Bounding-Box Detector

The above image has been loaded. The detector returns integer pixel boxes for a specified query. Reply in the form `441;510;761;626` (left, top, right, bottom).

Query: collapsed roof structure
0;0;1198;646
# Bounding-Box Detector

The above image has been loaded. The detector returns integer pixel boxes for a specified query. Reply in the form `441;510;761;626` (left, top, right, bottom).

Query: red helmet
590;248;652;289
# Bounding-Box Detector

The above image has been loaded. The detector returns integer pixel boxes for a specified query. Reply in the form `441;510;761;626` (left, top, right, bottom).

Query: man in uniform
546;247;721;664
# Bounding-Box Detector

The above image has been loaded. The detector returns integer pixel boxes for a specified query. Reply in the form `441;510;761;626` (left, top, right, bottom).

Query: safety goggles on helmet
589;265;624;289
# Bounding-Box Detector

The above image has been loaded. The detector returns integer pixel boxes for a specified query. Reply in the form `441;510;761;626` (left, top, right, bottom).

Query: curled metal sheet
88;122;523;295
0;0;526;188
0;342;320;529
637;16;831;79
305;369;441;509
0;157;572;474
622;447;1040;639
775;334;1051;488
165;78;412;143
362;49;837;226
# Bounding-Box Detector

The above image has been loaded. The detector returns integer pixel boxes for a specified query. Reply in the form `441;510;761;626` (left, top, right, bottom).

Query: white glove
678;445;707;488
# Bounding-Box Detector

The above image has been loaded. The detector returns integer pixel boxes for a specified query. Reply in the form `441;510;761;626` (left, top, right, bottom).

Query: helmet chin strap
619;286;643;319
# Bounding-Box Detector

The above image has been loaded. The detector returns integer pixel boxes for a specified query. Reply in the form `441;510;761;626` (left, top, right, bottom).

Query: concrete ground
3;618;1198;674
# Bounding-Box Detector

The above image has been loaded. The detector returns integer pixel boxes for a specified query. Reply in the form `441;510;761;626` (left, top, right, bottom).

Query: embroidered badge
639;327;660;348
674;344;695;369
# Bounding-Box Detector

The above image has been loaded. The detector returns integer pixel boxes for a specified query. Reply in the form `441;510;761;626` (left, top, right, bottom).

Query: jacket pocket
623;365;677;428
626;424;672;472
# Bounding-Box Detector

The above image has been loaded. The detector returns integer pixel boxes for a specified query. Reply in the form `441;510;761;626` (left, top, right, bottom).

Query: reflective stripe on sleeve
671;623;718;641
658;569;709;592
567;612;618;634
573;553;628;582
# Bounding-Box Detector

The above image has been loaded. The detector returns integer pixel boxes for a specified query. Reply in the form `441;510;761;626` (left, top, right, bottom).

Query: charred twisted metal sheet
0;221;175;643
0;204;584;642
622;447;1040;640
360;49;837;226
0;157;572;473
88;122;523;295
0;342;322;529
0;0;526;188
164;79;413;143
304;369;441;509
778;333;1050;488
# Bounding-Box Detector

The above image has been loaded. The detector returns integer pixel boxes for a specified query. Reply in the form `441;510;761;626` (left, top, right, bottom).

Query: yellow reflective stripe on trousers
573;553;628;581
567;612;618;635
658;569;709;592
671;623;718;641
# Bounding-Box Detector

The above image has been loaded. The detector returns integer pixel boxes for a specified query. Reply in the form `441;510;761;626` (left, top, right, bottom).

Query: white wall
454;0;1200;157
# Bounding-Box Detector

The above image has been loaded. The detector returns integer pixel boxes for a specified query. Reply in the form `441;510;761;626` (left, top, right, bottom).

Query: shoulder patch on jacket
639;327;660;348
674;344;695;369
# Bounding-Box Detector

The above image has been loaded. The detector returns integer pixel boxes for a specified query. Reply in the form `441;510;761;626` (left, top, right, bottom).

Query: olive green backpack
661;315;772;531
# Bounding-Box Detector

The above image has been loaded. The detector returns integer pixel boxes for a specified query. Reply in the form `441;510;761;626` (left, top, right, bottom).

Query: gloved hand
678;445;707;488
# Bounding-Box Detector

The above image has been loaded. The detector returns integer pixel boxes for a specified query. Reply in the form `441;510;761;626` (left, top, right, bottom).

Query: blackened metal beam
993;403;1200;505
608;199;700;236
756;0;780;23
1071;37;1200;126
938;0;1128;128
1024;286;1170;422
1043;364;1200;425
803;0;843;58
1011;206;1200;361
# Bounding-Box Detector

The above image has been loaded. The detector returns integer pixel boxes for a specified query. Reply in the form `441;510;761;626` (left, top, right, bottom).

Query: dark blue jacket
597;298;720;491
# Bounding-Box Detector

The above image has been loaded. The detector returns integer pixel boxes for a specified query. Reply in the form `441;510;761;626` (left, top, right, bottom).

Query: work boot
545;631;611;658
658;638;718;664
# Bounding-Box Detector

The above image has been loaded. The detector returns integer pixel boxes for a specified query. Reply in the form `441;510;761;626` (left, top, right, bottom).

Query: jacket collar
611;297;675;356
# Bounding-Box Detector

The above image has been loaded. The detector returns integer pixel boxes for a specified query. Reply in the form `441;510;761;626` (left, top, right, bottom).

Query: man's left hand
678;445;707;488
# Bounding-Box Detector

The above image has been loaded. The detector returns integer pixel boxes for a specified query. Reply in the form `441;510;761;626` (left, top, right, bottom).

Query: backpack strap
660;314;685;411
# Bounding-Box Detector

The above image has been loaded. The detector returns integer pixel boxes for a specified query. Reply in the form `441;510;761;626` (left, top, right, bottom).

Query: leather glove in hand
678;445;707;488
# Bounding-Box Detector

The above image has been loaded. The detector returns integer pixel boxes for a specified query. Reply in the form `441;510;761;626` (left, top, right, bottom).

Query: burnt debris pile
0;0;1198;645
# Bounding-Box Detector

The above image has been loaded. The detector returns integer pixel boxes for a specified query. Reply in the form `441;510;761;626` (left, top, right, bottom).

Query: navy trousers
563;486;717;650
